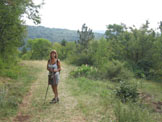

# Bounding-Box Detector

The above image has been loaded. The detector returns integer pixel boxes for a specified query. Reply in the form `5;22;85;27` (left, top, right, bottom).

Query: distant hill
93;30;106;34
26;26;104;42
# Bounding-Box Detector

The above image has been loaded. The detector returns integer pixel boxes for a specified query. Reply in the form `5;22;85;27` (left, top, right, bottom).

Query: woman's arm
47;60;51;72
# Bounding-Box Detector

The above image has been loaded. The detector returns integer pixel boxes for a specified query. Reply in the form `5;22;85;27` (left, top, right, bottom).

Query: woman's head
50;50;58;59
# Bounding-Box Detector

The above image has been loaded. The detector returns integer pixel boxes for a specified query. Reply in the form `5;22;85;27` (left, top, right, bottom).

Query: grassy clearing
0;61;42;120
0;61;161;122
67;75;162;122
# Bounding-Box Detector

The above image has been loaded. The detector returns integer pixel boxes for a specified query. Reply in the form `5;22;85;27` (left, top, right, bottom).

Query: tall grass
114;101;153;122
0;61;41;119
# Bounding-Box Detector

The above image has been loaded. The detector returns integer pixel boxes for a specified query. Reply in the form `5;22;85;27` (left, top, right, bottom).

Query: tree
0;0;42;62
159;21;162;33
26;38;52;60
105;21;157;78
105;24;125;40
60;39;67;46
77;24;94;50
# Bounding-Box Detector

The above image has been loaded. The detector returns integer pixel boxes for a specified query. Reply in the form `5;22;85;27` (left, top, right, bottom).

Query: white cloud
27;0;162;30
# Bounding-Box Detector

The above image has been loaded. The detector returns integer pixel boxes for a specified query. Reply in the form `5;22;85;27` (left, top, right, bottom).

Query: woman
47;50;61;103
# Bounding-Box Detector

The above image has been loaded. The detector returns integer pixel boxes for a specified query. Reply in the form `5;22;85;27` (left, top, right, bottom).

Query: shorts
48;72;60;85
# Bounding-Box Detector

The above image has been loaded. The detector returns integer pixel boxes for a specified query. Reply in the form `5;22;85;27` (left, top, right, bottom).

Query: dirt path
13;61;86;122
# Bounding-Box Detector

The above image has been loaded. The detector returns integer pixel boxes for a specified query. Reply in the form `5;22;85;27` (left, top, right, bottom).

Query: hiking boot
51;98;55;101
50;98;56;103
50;97;59;103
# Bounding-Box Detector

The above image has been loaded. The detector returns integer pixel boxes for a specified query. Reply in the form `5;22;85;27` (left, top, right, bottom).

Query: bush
21;51;32;60
115;80;139;103
70;65;98;79
0;58;21;79
99;60;134;81
68;50;94;66
26;38;52;60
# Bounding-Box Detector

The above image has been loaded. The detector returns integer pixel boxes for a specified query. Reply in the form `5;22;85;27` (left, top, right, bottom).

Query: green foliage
70;60;134;82
19;46;27;58
27;26;103;42
60;39;67;46
98;60;134;82
115;81;139;103
23;20;162;81
76;24;94;50
24;38;52;60
68;49;93;65
150;36;162;80
67;38;109;66
52;42;64;60
64;42;76;60
0;0;42;62
90;38;110;67
0;0;42;79
21;51;32;60
105;23;125;40
0;57;21;79
104;21;162;80
70;65;97;79
68;37;134;81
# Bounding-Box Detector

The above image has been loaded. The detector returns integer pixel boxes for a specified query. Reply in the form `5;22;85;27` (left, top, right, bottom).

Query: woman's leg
55;85;58;98
51;85;56;98
51;85;59;102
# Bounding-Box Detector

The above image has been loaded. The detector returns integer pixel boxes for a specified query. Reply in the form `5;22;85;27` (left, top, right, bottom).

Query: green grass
113;101;153;122
1;61;161;121
67;76;162;122
139;79;162;101
66;77;115;121
0;61;42;119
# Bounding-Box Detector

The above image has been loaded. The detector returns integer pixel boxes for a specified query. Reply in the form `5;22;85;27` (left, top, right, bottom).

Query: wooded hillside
26;26;104;42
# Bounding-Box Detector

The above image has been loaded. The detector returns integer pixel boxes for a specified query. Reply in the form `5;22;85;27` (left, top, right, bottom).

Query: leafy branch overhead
0;0;43;62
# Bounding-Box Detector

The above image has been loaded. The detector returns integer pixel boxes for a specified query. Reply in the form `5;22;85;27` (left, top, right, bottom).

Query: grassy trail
2;60;161;122
12;61;86;122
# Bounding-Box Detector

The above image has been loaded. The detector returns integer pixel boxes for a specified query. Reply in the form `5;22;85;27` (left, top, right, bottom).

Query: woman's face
51;52;56;58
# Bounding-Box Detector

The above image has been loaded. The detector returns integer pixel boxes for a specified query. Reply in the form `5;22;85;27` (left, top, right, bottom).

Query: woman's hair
50;50;58;59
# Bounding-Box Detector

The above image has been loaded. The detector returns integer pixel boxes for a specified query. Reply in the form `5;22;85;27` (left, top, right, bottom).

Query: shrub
68;50;94;66
21;51;32;60
0;58;21;79
70;64;98;79
99;60;134;81
115;80;139;103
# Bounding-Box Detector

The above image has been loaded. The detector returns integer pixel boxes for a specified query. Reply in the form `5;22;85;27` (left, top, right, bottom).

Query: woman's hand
53;69;58;72
48;68;53;72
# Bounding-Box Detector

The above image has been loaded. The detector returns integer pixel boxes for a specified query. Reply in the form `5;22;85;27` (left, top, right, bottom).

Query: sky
26;0;162;31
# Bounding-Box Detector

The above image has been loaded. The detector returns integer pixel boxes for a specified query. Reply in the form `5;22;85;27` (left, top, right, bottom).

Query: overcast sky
26;0;162;31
